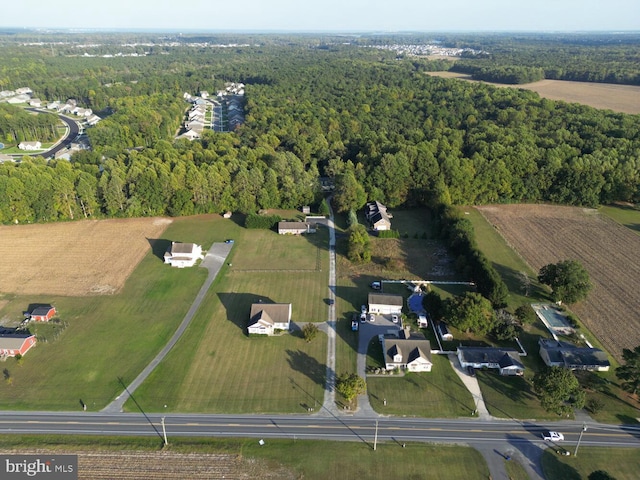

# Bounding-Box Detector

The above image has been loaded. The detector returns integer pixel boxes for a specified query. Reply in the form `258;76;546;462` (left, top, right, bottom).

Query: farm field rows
0;217;172;296
427;72;640;114
475;204;640;362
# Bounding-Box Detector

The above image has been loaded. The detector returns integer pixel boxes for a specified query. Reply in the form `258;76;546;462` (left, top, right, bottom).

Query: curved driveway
24;108;80;158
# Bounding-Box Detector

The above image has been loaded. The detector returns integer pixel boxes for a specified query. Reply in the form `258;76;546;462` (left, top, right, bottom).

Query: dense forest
0;33;639;224
0;104;60;144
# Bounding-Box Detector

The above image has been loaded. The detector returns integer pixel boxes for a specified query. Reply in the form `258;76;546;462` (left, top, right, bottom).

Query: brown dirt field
0;450;294;479
0;217;172;296
427;72;640;114
475;204;640;362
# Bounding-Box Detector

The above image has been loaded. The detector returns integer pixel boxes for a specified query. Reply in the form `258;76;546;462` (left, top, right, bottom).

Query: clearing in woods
475;204;640;362
0;217;172;296
427;72;640;114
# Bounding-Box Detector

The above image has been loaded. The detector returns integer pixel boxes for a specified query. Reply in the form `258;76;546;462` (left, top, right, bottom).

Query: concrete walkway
448;353;492;420
102;243;233;413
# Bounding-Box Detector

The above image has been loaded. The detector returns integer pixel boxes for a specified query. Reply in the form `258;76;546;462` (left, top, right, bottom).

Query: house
29;98;42;107
0;153;15;163
7;94;30;104
177;130;201;141
86;114;102;126
365;201;392;231
248;303;292;335
18;141;41;151
29;305;56;322
382;328;433;372
163;242;203;268
437;322;453;341
277;222;316;235
538;338;610;372
368;293;403;315
0;333;36;358
457;347;524;376
15;87;33;95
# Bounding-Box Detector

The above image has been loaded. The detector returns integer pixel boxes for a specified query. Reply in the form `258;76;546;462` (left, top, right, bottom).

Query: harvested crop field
0;217;172;296
475;204;640;362
427;72;640;114
1;450;292;479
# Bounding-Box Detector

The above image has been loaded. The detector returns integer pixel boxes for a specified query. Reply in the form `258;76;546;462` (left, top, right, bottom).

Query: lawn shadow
286;349;327;387
217;292;274;334
146;237;171;262
538;444;581;480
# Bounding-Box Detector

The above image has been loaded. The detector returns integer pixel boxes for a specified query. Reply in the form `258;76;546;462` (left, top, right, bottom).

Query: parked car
369;314;375;322
224;239;234;244
360;313;367;323
351;320;359;331
542;431;564;442
391;315;399;323
361;305;367;314
467;366;476;377
370;281;381;290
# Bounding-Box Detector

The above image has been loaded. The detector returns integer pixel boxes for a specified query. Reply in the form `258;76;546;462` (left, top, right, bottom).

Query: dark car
467;366;476;377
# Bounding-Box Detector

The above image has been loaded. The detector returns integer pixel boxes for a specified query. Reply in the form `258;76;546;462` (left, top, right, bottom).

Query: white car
369;314;375;322
542;430;564;441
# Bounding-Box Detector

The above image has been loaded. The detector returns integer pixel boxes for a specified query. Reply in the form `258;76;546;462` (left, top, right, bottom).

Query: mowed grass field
0;217;172;296
0;215;231;410
130;222;330;413
427;71;640;114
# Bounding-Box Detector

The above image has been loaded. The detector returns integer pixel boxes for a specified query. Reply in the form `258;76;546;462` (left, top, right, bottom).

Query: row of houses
46;99;101;125
177;98;209;141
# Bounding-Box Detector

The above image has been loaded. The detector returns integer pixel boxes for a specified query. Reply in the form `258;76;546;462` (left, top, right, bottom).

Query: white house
177;130;201;141
365;201;392;231
382;329;432;372
163;242;203;268
18;141;42;151
368;293;403;315
248;303;292;335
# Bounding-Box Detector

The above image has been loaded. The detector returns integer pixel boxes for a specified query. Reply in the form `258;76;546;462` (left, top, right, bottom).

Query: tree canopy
335;372;366;404
444;292;496;336
533;366;585;416
615;345;640;396
538;260;592;304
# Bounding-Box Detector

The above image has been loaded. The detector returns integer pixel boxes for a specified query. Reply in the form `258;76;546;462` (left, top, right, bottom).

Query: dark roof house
538;338;610;371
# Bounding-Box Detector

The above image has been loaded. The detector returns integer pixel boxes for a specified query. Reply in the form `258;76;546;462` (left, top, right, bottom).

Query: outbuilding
29;305;56;322
0;333;36;357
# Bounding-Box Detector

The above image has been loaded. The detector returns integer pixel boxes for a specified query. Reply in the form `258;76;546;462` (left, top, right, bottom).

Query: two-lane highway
1;412;639;449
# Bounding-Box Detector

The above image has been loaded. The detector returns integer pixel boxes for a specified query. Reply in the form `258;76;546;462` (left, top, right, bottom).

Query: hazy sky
4;0;639;32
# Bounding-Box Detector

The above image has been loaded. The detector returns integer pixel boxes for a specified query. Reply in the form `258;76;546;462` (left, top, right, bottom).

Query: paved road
24;108;80;158
102;243;233;413
1;411;638;451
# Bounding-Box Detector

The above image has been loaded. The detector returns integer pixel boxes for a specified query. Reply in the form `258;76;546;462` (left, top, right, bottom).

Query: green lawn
130;220;330;413
0;216;232;410
0;435;490;480
367;355;476;418
541;447;640;480
599;204;640;235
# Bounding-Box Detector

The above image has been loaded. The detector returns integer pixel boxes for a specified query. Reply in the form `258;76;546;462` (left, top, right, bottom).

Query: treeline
0;104;60;144
451;64;545;84
0;44;639;225
433;203;508;308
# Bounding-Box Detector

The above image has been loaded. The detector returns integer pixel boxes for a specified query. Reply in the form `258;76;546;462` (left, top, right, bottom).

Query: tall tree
538;260;592;304
616;345;640;397
444;292;496;335
533;366;585;416
335;372;366;404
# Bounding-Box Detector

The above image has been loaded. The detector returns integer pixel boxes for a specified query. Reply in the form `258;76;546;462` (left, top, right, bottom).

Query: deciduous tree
538;260;592;304
533;366;585;416
616;345;640;397
335;373;366;404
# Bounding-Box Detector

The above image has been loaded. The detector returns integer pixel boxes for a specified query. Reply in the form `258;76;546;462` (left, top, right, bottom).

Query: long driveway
102;243;233;413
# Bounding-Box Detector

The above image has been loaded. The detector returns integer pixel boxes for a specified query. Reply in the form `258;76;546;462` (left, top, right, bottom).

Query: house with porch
538;338;610;372
247;303;292;335
457;346;524;376
164;242;203;268
382;328;433;372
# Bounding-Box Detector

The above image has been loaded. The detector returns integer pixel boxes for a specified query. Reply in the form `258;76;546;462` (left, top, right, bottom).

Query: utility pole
574;423;587;457
161;417;168;446
373;420;378;451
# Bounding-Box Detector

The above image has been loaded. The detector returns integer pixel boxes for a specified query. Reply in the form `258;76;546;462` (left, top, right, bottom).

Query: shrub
378;229;400;239
245;213;282;229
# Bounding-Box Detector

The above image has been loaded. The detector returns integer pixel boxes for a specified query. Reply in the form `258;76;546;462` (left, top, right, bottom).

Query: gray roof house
457;346;524;376
368;293;403;315
365;201;392;231
538;338;610;371
382;328;432;372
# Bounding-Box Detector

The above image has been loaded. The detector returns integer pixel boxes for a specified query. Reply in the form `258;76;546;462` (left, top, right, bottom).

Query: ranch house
29;305;56;322
457;347;525;376
164;242;203;268
368;293;403;315
538;338;610;372
248;303;292;335
277;221;316;235
0;333;36;358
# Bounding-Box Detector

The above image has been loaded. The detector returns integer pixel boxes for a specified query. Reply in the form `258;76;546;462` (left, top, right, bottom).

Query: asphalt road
0;411;638;450
24;108;80;158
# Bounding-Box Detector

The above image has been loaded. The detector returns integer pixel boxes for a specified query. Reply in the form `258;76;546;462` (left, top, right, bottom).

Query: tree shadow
216;292;275;334
146;237;172;262
286;349;327;387
538;444;581;480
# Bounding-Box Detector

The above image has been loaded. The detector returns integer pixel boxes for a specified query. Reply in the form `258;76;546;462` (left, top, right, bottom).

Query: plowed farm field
475;204;640;362
0;217;172;296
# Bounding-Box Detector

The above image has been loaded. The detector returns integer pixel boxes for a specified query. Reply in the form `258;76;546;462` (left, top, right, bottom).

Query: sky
4;0;639;32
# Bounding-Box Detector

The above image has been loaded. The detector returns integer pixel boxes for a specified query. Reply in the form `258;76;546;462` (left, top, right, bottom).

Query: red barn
30;305;56;322
0;334;36;357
